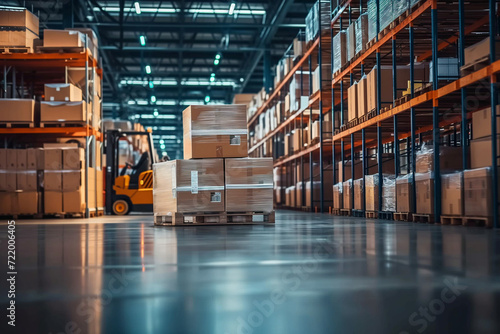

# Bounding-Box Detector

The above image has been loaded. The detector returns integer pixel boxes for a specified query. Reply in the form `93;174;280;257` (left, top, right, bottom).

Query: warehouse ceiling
5;0;316;158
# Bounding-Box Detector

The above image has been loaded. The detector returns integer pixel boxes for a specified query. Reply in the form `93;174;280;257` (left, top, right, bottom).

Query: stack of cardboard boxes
0;8;39;52
153;105;274;223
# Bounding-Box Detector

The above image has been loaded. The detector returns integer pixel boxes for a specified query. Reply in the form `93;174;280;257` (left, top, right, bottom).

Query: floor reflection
1;212;499;334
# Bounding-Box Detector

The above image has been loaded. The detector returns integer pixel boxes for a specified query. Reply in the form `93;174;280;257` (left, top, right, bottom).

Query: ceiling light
205;95;211;103
160;139;164;144
139;35;146;46
153;109;159;117
134;2;141;14
229;3;236;15
145;65;151;74
149;81;154;88
151;95;156;103
240;77;244;82
215;53;221;60
210;76;215;82
214;59;220;66
160;144;166;150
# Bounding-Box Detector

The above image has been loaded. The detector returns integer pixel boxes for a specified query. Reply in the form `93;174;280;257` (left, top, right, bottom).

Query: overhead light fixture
240;77;244;82
145;65;151;74
160;144;166;150
139;35;146;46
205;95;211;103
229;2;236;15
153;109;159;117
149;81;154;89
210;76;215;82
215;53;221;60
134;2;141;14
214;59;220;66
160;139;164;144
151;95;156;103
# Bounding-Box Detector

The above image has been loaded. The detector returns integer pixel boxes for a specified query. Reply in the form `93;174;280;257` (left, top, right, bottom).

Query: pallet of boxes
153;105;275;226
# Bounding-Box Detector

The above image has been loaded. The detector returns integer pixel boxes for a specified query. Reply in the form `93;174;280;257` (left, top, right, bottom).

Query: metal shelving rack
248;1;333;212
0;39;103;218
330;0;498;228
248;0;499;228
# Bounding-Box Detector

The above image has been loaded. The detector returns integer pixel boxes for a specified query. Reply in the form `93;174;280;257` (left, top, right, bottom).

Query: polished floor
1;211;500;334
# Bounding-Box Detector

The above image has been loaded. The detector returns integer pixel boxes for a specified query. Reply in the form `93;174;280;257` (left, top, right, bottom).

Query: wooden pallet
395;94;411;107
412;213;434;224
394;212;413;222
1;213;42;220
154;211;274;226
340;209;352;216
40;121;88;128
352;209;365;218
463;216;493;228
378;211;394;220
0;46;32;54
460;56;490;76
331;208;342;216
365;211;378;219
415;82;433;94
0;122;35;128
440;215;463;225
35;46;89;54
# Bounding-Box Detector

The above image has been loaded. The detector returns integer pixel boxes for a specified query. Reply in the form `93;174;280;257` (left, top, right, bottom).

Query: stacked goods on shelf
312;64;331;94
441;172;464;217
382;175;396;212
355;14;369;55
305;0;330;44
153;105;274;224
365;175;379;212
343;179;353;210
0;99;36;126
333;183;343;210
367;0;377;42
274;167;285;206
470;107;500;169
293;33;306;60
430;58;459;82
0;8;39;52
290;72;310;113
353;178;364;211
396;174;414;213
463;37;500;69
348;81;359;122
463;168;499;226
332;31;346;73
41;83;87;124
346;23;356;62
379;0;393;32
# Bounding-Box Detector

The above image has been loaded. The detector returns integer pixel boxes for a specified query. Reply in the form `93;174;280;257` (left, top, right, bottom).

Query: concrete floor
1;211;500;334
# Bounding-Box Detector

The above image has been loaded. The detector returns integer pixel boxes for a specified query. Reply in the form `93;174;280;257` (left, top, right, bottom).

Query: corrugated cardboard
343;180;353;209
62;170;83;192
382;176;396;212
365;174;379;211
415;173;434;214
333;184;343;209
183;105;247;159
0;30;38;49
15;192;38;215
442;172;464;216
0;99;35;122
416;146;464;173
225;158;273;213
338;161;363;183
464;167;499;218
44;170;62;191
6;149;16;170
26;148;38;170
63;189;86;213
367;66;394;112
357;76;368;117
396;175;414;213
63;147;84;170
16;149;27;170
0;149;6;169
464;37;500;66
0;8;39;34
296;183;303;208
40;145;63;170
44;191;63;214
0;192;13;215
65;28;99;59
472;106;500;139
2;172;16;191
43;29;85;47
44;83;82;102
348;82;358;122
153;159;225;215
470;136;500;169
40;101;87;122
354;178;364;210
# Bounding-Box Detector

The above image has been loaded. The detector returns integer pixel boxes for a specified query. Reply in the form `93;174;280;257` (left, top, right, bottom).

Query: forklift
105;129;159;215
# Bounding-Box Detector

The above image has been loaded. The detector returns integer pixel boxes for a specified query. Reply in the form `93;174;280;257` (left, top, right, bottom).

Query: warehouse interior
1;1;500;333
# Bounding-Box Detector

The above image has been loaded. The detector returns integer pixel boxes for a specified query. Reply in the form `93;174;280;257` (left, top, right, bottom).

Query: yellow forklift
105;129;158;215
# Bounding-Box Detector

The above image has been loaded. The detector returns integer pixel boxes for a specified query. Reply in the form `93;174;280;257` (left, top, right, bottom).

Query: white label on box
65;97;69;101
191;170;198;194
210;192;221;203
230;135;241;146
56;87;60;91
50;97;54;101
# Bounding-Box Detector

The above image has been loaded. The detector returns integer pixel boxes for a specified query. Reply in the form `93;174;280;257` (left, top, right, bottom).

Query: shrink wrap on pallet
332;31;347;73
355;14;369;55
183;105;248;159
441;171;464;216
333;183;343;209
396;174;414;213
379;0;393;31
393;0;409;18
225;158;274;213
415;172;434;214
305;1;330;43
382;175;396;212
354;178;364;211
343;179;353;210
367;0;378;42
415;144;464;174
346;23;356;61
153;159;225;217
464;167;499;219
365;174;379;211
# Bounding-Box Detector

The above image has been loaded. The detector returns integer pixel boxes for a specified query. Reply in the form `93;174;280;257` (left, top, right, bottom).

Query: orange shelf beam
274;139;332;168
0;126;103;141
248;38;320;126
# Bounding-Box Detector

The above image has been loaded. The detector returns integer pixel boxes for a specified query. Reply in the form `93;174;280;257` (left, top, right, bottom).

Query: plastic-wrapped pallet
441;171;464;216
346;23;356;61
379;0;393;31
305;1;331;44
410;0;421;8
464;167;497;222
393;0;409;19
355;14;369;55
382;175;396;212
343;179;353;209
332;31;347;73
365;174;379;211
289;72;311;112
396;174;414;213
333;183;343;209
353;178;364;210
415;143;463;174
415;172;434;214
367;0;378;42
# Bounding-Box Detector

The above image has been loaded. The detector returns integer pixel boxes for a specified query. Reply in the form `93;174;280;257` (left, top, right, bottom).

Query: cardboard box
415;173;434;214
416;146;464;173
293;38;306;59
332;31;347;73
43;29;85;47
367;66;393;112
357;76;368;117
311;120;333;140
40;145;63;170
17;170;37;191
348;82;358;122
0;30;38;49
2;172;17;191
225;158;273;213
16;149;27;170
464;167;499;218
67;67;101;96
183;105;247;160
0;99;35;122
296;183;303;208
382;176;396;212
153;159;225;215
65;28;98;59
0;8;39;34
470;136;500;169
442;172;464;216
15;192;38;215
0;192;13;215
63;189;86;213
396;175;414;213
338;161;363;183
63;147;84;170
0;149;6;169
44;191;63;214
365;174;379;211
62;170;83;192
333;183;343;209
472;106;500;139
353;178;364;210
44;170;62;191
40;101;87;122
44;83;83;102
26;148;37;170
346;23;356;61
464;37;500;67
343;180;353;209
